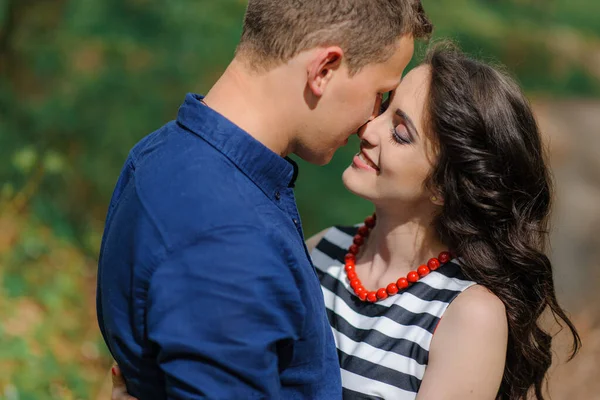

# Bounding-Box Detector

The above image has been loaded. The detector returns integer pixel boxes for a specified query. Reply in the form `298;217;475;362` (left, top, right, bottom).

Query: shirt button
293;219;298;225
275;191;281;201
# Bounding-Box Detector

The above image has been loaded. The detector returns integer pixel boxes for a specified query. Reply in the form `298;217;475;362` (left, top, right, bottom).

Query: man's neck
202;59;297;158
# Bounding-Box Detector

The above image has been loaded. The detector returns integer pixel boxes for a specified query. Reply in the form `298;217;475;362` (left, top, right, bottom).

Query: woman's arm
108;366;137;400
305;228;329;254
416;285;508;400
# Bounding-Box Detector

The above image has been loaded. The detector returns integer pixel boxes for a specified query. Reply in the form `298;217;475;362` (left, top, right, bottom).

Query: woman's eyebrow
395;108;420;138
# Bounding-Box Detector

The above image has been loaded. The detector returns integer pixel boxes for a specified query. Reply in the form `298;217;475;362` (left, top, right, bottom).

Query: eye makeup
388;108;419;145
395;109;419;139
390;123;412;145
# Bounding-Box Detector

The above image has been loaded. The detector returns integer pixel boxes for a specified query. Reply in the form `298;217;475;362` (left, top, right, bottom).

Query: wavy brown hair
422;43;581;399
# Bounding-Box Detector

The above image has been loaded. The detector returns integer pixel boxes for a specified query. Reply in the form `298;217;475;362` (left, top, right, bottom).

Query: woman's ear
306;46;344;97
430;191;444;206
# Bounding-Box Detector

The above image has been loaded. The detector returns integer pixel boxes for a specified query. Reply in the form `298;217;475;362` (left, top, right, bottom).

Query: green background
0;0;598;398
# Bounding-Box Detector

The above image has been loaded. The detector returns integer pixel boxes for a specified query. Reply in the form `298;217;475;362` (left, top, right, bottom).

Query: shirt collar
176;93;299;199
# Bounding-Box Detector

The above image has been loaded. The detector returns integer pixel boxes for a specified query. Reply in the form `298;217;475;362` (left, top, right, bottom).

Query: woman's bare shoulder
416;285;508;399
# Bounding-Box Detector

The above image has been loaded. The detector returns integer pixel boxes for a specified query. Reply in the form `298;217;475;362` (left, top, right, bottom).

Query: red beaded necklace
344;214;452;303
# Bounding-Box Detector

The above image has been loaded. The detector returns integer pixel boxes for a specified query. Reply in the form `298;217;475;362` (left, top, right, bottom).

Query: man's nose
371;93;383;120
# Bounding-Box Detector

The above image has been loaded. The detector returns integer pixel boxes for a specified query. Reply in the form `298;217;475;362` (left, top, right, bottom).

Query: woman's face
342;65;440;210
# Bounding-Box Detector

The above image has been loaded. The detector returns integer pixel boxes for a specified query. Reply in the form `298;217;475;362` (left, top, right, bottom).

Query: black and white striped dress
311;226;477;399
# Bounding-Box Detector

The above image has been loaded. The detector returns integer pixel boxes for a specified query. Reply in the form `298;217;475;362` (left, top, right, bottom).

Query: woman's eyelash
390;127;411;145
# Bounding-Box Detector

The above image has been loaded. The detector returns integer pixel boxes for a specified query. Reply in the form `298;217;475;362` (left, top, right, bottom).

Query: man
97;0;432;398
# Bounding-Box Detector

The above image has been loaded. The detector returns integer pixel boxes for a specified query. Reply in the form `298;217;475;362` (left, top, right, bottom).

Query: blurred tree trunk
0;0;18;76
0;0;67;91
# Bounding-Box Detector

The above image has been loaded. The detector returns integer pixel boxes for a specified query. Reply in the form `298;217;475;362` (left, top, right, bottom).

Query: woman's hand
111;365;138;400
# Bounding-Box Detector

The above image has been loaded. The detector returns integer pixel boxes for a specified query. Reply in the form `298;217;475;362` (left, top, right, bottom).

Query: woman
111;44;580;399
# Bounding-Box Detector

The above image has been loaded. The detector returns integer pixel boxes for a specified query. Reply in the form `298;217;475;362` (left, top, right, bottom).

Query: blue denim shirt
97;94;342;399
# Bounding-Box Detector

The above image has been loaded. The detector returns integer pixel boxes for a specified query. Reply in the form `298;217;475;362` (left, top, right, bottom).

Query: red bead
357;289;368;301
367;291;377;302
364;216;376;228
407;271;419;283
344;263;355;273
438;251;451;264
357;226;370;237
346;270;357;281
427;258;441;271
355;285;366;295
417;265;430;277
350;278;361;290
396;277;409;290
349;244;359;255
353;235;364;246
345;253;356;263
386;283;399;296
376;288;388;300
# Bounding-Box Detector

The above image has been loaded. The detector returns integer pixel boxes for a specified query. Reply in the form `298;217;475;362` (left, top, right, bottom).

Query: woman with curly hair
111;44;580;399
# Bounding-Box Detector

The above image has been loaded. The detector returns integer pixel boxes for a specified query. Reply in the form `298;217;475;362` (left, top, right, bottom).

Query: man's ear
306;46;344;97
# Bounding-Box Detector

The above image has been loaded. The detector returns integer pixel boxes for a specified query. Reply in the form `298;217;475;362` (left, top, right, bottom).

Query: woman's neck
357;206;446;289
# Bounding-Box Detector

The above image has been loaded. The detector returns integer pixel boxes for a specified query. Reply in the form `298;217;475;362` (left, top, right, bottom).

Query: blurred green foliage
0;0;598;397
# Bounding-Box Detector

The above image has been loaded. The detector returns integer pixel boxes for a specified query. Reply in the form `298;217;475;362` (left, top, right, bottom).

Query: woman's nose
357;122;378;148
358;94;385;143
356;122;368;139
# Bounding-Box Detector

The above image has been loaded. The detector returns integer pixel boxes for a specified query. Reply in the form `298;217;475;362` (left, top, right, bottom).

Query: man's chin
318;155;334;166
295;149;335;166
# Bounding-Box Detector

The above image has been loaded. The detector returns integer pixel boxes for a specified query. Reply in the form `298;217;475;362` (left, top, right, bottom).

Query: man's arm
146;224;305;399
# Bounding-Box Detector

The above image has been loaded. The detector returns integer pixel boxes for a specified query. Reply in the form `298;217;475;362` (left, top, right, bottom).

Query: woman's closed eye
390;123;412;145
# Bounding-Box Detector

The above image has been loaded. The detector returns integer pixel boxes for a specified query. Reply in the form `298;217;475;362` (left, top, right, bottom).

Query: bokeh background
0;0;599;398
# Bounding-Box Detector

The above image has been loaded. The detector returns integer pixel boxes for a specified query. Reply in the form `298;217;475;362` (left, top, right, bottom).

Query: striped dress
311;226;477;399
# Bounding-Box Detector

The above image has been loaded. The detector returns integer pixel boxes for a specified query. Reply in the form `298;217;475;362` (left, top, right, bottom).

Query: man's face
296;35;415;165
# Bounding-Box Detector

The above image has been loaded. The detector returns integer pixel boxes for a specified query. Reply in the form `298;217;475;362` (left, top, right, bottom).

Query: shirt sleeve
146;224;305;399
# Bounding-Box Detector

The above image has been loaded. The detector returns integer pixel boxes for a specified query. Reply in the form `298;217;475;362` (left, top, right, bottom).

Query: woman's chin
342;168;373;200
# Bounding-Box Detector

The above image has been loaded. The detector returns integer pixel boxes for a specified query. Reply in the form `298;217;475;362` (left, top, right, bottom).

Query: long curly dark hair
422;43;581;399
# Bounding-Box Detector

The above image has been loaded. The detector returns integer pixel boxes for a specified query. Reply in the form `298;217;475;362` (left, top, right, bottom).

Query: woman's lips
352;151;379;172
